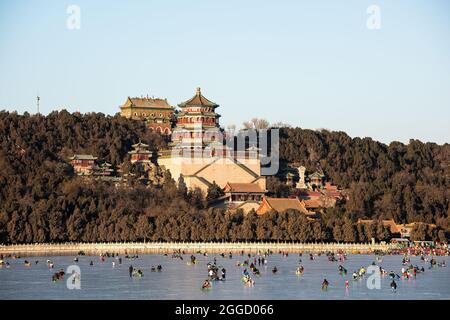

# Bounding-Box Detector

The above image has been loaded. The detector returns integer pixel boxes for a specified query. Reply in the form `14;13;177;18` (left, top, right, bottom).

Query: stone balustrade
0;241;392;256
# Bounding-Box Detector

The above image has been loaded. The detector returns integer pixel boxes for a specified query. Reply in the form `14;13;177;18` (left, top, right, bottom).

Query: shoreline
0;242;392;256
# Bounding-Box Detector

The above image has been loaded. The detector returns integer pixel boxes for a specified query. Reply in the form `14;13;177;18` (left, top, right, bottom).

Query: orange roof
323;190;341;198
178;87;218;108
69;154;97;160
382;220;401;234
224;183;265;194
324;182;338;191
404;222;436;229
358;219;437;235
259;197;313;215
301;191;322;197
121;97;173;109
304;199;321;209
357;219;401;234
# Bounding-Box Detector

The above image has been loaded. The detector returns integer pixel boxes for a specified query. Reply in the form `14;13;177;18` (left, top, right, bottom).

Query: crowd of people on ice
1;242;448;295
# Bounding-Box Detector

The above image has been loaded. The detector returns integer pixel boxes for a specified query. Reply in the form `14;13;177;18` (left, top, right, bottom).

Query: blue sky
0;0;449;144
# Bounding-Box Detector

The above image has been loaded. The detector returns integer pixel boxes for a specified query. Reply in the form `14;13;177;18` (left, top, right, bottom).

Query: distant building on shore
256;197;317;218
357;219;437;239
216;182;267;213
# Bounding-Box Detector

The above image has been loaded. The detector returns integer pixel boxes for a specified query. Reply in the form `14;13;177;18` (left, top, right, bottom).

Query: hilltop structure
120;96;175;134
170;87;222;150
295;166;326;190
69;154;98;175
116;88;345;216
157;88;266;194
283;165;344;211
128;141;153;164
94;162;114;176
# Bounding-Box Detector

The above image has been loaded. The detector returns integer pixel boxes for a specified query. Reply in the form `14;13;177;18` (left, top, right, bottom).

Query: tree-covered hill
278;128;450;227
0;111;448;243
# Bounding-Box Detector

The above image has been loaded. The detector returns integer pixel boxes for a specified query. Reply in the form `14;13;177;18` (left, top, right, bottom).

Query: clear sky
0;0;449;145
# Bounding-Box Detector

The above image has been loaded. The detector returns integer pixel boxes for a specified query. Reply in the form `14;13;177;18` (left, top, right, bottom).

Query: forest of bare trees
0;110;448;243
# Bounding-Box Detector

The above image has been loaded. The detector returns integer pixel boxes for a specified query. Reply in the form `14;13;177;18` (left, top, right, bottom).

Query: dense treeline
276;128;450;240
0;111;449;243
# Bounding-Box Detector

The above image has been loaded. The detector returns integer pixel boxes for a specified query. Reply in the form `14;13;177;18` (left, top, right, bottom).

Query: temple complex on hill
114;88;348;216
120;96;174;135
157;88;267;196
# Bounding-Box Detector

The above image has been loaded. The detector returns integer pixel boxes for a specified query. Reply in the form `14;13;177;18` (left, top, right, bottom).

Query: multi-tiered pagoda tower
171;87;223;151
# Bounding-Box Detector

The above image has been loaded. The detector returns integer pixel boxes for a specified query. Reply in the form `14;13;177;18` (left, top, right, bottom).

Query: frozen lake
0;253;449;300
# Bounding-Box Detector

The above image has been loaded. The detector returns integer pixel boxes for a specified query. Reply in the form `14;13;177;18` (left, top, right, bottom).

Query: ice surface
0;253;449;300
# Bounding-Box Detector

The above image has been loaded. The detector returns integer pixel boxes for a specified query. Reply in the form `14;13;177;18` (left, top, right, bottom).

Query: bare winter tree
242;121;253;130
271;121;292;128
242;118;270;130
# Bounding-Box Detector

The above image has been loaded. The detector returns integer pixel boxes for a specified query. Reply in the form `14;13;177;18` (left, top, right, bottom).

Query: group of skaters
311;251;447;293
51;269;66;282
351;266;367;280
207;262;226;280
202;251;275;289
392;243;450;257
239;251;275;286
128;265;143;277
0;259;10;268
86;254;124;267
128;264;162;278
201;259;227;290
237;255;269;268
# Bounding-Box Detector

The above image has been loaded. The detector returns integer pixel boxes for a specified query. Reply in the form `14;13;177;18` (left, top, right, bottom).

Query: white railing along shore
0;241;393;256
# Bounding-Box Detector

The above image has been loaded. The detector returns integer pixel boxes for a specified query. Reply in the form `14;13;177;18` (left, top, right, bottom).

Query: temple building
295;182;343;211
219;182;267;213
256;197;317;218
69;154;97;175
129;142;152;164
158;88;266;194
94;162;114;176
286;172;296;187
171;87;222;150
224;183;266;202
308;171;326;190
357;219;436;239
120;96;174;134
